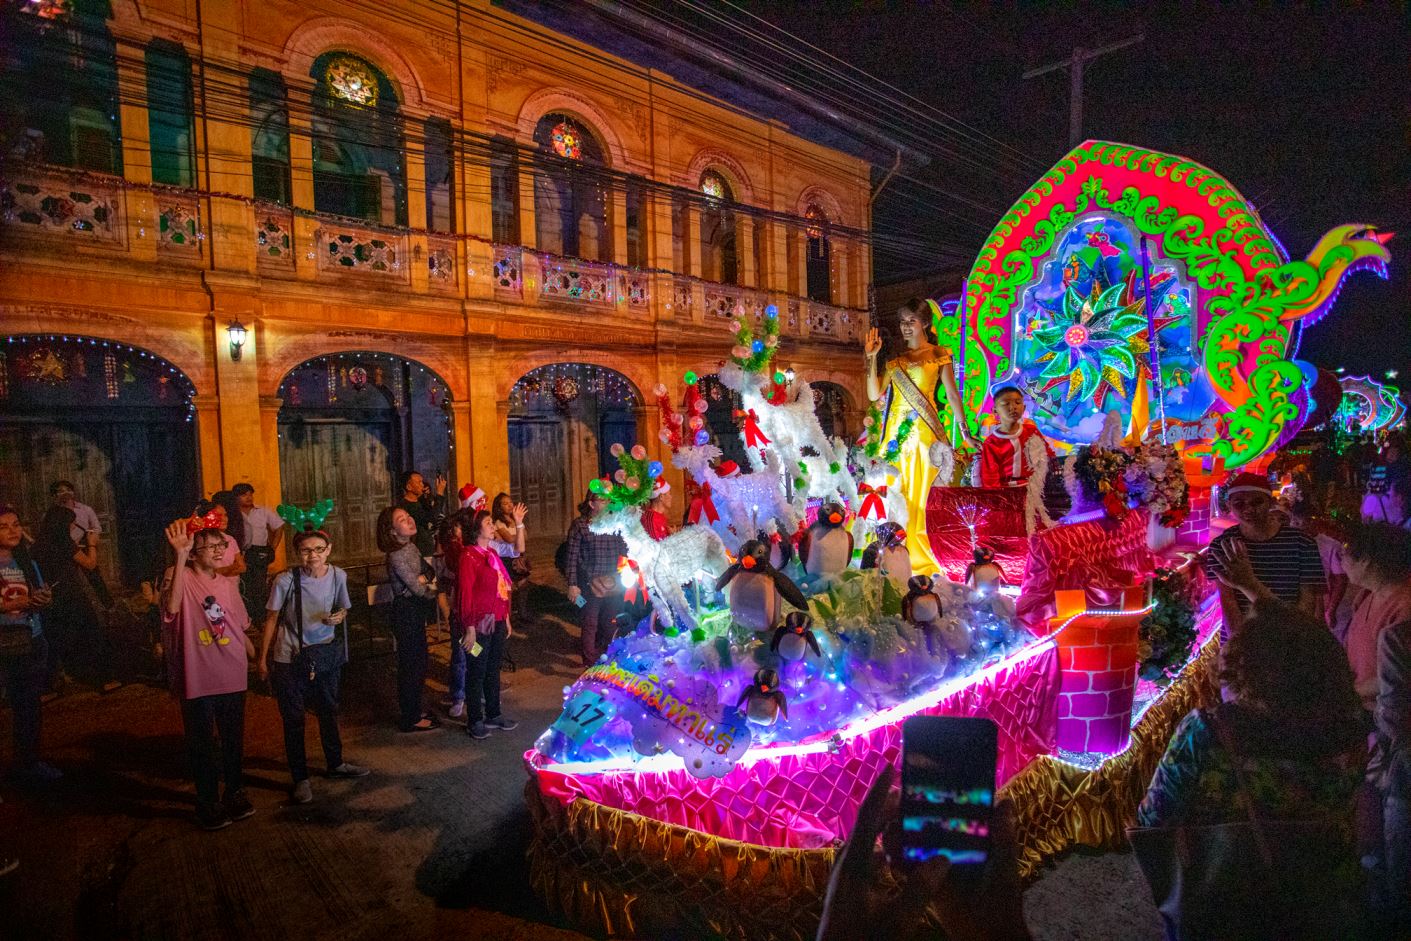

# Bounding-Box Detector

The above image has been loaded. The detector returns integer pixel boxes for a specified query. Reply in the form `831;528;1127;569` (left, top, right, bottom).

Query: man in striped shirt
1206;472;1325;642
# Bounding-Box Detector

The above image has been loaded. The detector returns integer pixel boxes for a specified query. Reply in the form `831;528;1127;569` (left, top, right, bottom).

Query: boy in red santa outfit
978;386;1053;489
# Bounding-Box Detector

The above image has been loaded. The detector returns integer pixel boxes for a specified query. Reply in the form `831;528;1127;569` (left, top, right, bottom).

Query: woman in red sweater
457;508;523;740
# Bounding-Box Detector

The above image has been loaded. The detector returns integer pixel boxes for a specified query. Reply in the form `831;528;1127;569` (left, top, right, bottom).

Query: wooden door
0;419;197;587
508;417;567;560
278;419;393;564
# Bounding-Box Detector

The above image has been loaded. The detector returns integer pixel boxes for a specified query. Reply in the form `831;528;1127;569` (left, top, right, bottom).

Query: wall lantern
227;319;247;361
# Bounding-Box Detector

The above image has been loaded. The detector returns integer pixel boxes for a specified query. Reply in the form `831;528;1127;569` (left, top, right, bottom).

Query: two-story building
0;0;875;578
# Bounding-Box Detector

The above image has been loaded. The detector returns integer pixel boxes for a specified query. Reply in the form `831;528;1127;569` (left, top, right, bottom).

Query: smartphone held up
899;716;998;879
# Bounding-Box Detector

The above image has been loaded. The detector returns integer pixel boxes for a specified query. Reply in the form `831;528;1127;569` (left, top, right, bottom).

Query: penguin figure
964;545;1006;591
901;575;944;657
736;668;788;725
860;522;912;586
716;539;810;631
799;501;853;584
758;524;795;571
770;611;821;662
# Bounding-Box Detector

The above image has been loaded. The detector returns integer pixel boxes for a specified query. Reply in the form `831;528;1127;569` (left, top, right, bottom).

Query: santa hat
459;484;486;510
651;477;671;499
716;460;740;478
1224;472;1273;498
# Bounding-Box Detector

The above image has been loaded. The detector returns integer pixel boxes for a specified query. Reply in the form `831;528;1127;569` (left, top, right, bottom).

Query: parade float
1334;373;1406;435
522;141;1392;940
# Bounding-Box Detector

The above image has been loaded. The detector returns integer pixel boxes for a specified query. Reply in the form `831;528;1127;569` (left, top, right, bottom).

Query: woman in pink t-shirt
1341;523;1411;709
162;521;255;831
457;509;520;741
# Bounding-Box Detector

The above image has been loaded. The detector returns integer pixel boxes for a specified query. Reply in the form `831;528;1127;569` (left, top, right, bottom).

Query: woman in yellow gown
864;299;979;574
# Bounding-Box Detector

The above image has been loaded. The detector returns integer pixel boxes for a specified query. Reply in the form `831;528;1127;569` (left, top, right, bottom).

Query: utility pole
1023;34;1144;147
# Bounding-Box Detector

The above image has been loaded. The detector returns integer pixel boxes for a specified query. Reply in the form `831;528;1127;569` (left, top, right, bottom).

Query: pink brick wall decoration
1050;586;1147;754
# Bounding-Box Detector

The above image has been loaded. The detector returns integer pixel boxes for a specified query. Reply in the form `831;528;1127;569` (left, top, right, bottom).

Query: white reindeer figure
670;443;797;553
589;505;732;632
718;363;858;509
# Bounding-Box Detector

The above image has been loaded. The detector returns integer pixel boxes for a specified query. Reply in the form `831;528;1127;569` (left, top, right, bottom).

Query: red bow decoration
185;509;224;535
688;482;720;524
736;409;772;449
617;556;648;604
857;483;888;520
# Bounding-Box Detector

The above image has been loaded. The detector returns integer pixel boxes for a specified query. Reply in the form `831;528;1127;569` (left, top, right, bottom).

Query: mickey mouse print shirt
163;568;251;700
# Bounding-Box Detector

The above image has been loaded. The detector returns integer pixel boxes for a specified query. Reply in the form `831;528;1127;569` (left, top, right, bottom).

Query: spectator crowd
2;426;1410;937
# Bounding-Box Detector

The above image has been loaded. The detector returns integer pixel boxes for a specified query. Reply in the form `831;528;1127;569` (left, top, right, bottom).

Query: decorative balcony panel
427;236;458;293
0;165;125;247
805;302;839;338
155;191;201;258
316;222;409;284
538;254;614;307
621;272;650;308
254;204;294;270
493;244;522;299
703;285;765;324
672;278;692;314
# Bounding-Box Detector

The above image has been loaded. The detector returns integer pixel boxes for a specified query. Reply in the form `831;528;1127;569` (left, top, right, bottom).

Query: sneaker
0;856;17;878
328;762;370;778
196;804;232;831
448;701;466;720
485;715;519;731
468;720;490;740
225;789;255;822
290;779;313;804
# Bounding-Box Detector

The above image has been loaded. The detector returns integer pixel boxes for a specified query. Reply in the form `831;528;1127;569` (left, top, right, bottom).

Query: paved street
1;588;1161;940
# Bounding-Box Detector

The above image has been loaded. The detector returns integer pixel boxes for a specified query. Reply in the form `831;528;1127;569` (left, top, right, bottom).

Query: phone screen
899;716;997;876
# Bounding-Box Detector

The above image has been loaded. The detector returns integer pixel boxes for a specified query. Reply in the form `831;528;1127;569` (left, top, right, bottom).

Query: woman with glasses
258;526;369;805
162;520;256;831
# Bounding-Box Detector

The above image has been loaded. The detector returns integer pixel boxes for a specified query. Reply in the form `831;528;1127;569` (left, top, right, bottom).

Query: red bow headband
185;509;224;535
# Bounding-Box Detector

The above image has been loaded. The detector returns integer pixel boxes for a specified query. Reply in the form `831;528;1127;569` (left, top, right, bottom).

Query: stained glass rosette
701;172;726;201
550;121;581;160
1009;214;1211;446
324;55;377;106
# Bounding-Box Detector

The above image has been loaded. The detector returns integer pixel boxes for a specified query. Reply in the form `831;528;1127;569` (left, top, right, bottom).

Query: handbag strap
1210;711;1276;869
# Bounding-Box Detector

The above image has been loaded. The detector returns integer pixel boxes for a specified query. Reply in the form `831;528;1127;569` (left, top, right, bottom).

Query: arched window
805;202;832;303
700;170;737;284
146;40;194;186
532;112;610;262
310;52;407;225
1;0;122;172
424;117;454;232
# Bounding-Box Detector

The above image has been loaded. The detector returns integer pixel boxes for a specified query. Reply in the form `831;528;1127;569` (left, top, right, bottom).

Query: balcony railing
0;165;863;344
0;163;125;247
315;221;410;285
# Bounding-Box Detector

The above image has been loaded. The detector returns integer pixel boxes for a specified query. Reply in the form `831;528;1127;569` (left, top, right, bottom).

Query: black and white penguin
770;611;821;662
736;668;788;725
799;501;853;585
716;539;810;631
901;575;943;657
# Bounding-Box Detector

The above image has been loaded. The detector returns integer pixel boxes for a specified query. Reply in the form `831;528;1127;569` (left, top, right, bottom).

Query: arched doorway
508;363;641;558
812;381;852;441
698;373;747;469
0;334;198;587
699;169;738;284
277;352;453;562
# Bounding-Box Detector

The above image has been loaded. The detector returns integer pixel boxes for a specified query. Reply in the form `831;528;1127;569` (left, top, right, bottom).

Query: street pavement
0;586;1161;939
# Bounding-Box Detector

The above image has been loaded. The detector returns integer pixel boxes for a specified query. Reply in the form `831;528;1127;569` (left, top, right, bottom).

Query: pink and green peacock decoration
937;140;1392;468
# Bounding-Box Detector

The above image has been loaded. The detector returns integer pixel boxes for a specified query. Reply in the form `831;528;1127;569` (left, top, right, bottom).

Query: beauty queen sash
888;361;947;441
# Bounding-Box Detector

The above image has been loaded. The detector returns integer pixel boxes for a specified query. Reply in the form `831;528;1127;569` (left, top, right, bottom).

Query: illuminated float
523;141;1391;940
1334;373;1406;434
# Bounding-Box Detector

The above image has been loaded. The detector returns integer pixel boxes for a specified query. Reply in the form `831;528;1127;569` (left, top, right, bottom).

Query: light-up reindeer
656;378;797;553
587;443;732;632
717;362;859;512
850;451;908;546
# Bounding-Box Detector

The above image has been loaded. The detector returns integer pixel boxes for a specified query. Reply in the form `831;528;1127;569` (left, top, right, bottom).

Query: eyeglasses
298;546;331;555
195;540;230;552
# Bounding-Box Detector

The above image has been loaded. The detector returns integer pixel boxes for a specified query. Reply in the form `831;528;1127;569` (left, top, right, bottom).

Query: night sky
745;2;1410;380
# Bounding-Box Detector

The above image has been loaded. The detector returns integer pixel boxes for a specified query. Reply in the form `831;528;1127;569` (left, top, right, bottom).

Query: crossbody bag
281;567;348;682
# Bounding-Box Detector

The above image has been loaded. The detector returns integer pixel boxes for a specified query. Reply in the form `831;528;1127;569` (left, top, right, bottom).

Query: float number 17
552;689;615;743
